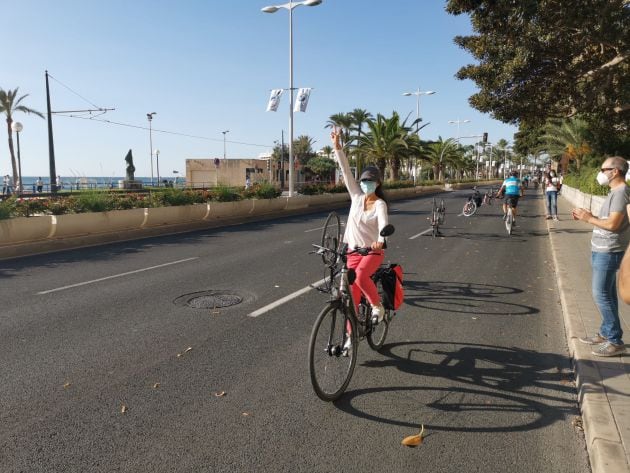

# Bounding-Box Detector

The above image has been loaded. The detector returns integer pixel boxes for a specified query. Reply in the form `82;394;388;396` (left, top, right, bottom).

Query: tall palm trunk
6;119;17;185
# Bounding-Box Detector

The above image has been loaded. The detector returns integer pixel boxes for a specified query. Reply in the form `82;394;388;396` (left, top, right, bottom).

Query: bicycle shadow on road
402;280;539;317
333;340;586;434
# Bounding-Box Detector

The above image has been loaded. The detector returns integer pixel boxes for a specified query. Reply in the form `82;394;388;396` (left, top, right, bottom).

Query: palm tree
325;113;353;150
320;145;333;159
540;118;591;171
424;138;459;181
348;108;373;173
0;88;44;186
357;112;409;180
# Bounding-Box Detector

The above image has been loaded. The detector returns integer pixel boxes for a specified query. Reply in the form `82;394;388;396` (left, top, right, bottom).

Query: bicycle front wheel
462;200;477;217
366;299;390;351
321;212;341;266
506;208;513;235
438;199;446;224
308;302;357;402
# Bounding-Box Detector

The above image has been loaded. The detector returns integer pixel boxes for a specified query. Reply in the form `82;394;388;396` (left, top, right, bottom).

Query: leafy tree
320;145;333;159
446;0;630;129
424;137;459;180
0;88;44;185
348;108;373;172
304;156;336;179
292;135;316;166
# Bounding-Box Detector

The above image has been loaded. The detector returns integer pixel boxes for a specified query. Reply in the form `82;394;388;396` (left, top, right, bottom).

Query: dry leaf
153;383;160;389
121;404;127;414
184;347;193;353
177;353;183;358
242;412;250;416
63;382;72;389
402;425;425;447
215;391;226;397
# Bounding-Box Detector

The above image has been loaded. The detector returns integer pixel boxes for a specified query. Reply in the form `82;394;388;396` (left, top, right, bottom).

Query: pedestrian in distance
245;175;251;190
573;156;630;356
331;127;389;325
544;170;560;220
2;174;9;196
36;177;43;193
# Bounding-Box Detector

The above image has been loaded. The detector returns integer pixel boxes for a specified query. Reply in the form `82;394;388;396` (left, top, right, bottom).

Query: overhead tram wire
54;114;272;148
47;73;104;110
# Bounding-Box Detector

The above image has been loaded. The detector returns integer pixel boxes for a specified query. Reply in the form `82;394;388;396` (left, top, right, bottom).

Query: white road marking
36;257;199;295
248;278;328;317
409;228;433;239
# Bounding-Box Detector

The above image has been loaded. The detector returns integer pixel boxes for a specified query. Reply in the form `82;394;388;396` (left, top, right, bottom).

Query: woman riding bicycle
331;128;388;323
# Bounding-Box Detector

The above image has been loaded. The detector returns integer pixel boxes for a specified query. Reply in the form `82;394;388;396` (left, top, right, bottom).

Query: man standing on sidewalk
573;156;629;356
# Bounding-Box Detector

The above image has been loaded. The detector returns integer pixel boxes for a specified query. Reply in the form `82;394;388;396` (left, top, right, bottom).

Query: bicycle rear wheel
321;212;341;266
462;200;477;217
308;302;357;402
506;208;513;235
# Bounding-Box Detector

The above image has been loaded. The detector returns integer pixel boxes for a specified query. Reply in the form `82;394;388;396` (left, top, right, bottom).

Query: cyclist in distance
331;128;389;323
498;170;524;224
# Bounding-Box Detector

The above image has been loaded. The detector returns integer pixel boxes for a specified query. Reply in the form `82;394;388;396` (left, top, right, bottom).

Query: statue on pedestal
125;149;135;181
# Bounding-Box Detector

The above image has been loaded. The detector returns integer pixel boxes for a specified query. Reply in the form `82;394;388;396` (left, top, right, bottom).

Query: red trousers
347;251;384;310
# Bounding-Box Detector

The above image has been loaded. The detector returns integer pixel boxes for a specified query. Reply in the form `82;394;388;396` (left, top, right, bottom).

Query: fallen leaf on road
63;382;72;389
402;425;425;447
472;317;478;320
153;383;160;389
242;412;250;416
184;347;193;353
121;404;127;414
177;353;183;358
215;391;226;397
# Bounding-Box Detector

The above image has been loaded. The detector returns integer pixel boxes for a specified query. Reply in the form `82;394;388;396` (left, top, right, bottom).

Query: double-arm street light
402;88;436;134
147;112;157;186
448;118;470;140
11;122;23;194
262;0;322;197
222;130;229;160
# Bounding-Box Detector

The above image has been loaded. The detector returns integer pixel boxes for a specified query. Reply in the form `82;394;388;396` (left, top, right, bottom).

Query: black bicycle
309;221;396;402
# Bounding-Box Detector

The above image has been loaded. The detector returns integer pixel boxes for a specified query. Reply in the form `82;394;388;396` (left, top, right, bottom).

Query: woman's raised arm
331;129;360;198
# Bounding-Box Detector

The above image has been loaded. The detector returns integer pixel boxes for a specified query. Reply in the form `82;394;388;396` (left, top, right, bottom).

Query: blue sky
4;0;517;179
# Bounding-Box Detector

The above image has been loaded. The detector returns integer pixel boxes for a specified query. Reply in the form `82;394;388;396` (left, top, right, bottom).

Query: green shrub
563;168;608;196
242;182;282;200
383;180;415;190
0;199;13;219
75;191;109;213
213;185;241;202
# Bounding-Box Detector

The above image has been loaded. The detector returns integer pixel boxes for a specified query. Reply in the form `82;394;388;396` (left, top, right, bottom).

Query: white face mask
360;181;377;194
596;171;610;186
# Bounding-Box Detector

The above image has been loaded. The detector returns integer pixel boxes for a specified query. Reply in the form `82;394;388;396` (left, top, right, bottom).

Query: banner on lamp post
294;88;311;112
266;89;283;112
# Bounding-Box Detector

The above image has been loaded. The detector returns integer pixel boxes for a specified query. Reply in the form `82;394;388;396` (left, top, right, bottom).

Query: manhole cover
174;291;243;309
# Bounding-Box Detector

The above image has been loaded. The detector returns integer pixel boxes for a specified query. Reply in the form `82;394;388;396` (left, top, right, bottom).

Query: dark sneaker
592;342;626;357
579;334;607;345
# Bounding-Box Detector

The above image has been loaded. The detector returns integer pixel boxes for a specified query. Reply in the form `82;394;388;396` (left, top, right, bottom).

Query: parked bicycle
309;220;397;401
430;197;446;237
462;187;495;217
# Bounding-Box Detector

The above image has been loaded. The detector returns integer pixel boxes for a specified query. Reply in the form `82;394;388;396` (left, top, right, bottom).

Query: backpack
377;264;404;310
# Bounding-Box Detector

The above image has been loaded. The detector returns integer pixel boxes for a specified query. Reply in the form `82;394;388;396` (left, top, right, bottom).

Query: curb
546;199;630;473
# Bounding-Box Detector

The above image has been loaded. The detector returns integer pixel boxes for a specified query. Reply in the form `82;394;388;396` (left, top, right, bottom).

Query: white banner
266;89;283;112
294;88;311;113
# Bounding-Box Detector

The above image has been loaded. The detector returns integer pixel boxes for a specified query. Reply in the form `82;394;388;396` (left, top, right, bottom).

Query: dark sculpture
125;149;135;181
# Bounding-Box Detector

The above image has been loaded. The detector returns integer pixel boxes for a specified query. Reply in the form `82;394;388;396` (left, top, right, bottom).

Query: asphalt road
0;188;592;473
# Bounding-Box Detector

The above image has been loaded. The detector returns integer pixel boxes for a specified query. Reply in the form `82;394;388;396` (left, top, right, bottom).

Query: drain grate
174;291;243;310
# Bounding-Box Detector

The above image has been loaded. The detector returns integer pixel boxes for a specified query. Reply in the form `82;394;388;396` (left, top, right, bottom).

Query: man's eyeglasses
601;167;616;173
360;178;374;182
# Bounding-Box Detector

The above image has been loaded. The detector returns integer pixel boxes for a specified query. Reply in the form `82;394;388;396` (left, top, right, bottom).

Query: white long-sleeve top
334;148;388;249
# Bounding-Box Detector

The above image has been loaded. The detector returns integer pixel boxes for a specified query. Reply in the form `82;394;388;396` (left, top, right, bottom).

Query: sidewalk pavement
548;193;630;473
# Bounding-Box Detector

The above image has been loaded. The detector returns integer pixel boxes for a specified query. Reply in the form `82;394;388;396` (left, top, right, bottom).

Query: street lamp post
262;0;323;197
147;112;157;186
402;88;435;184
155;149;161;186
448;118;471;140
11;122;23;194
222;130;229;160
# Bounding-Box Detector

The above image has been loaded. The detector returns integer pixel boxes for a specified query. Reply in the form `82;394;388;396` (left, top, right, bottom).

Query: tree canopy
446;0;630;129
